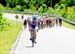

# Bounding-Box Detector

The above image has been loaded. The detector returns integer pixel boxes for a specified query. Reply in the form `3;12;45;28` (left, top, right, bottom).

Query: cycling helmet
32;15;38;19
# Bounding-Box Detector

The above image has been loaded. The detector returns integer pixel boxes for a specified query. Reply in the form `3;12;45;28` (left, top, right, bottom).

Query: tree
38;6;43;13
6;0;19;8
14;5;22;11
0;3;5;10
29;4;36;12
47;7;54;14
0;0;6;6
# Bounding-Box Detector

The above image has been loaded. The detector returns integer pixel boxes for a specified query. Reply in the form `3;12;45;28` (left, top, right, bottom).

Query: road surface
10;26;75;54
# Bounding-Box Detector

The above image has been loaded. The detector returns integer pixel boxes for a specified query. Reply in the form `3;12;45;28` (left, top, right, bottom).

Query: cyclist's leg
32;37;35;47
30;30;35;47
30;30;33;40
30;30;36;43
30;30;36;41
33;30;37;43
30;30;37;47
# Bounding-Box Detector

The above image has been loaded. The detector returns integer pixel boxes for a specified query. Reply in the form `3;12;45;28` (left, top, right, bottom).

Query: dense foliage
0;0;75;22
0;0;75;9
0;13;10;31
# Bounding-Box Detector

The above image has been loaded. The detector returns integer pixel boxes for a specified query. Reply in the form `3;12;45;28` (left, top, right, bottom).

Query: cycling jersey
29;21;38;30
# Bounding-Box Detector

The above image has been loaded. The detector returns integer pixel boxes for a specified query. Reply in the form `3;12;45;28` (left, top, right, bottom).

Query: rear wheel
32;37;35;47
32;42;34;47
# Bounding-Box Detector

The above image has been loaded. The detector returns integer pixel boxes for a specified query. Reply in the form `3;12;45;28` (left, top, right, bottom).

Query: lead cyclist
29;15;38;47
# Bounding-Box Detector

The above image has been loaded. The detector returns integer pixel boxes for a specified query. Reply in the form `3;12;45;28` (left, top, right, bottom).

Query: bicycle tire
32;37;35;47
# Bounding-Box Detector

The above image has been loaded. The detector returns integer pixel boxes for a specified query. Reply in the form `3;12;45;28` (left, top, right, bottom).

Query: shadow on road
26;46;33;48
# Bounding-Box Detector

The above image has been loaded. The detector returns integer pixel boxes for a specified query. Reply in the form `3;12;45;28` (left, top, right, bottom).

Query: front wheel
32;37;35;47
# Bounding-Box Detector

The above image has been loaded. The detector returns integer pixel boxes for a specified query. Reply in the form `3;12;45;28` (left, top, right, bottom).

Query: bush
13;5;22;11
15;15;19;19
0;3;5;10
6;3;11;10
38;6;43;13
47;7;54;14
64;7;75;22
0;13;9;31
54;6;75;22
38;4;47;13
0;13;3;18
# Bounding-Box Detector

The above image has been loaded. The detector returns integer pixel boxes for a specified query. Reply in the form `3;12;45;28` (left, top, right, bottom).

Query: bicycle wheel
32;37;35;47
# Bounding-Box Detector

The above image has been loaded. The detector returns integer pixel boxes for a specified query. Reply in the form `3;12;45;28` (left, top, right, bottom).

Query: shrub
15;15;19;19
0;3;5;10
0;13;9;31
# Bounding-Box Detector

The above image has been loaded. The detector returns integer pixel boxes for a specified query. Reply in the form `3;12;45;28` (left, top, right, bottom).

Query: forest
0;0;75;22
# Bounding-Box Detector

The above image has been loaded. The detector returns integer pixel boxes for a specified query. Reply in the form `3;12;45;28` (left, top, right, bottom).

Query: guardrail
57;16;75;25
0;10;75;25
0;10;38;14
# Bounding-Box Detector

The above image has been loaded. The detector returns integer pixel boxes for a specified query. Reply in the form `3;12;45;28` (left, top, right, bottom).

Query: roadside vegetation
0;13;22;54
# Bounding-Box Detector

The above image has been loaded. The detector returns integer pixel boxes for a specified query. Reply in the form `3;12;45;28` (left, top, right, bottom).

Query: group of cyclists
21;15;62;47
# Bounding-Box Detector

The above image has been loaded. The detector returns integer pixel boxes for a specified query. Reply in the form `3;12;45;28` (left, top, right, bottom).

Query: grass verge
62;21;75;29
0;19;22;54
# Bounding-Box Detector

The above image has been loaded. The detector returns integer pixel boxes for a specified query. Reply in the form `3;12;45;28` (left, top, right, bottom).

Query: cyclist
23;19;27;28
29;15;38;47
21;15;24;20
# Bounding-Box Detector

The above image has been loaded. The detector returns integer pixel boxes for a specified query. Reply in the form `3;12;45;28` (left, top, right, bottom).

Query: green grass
0;20;22;54
62;21;75;29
